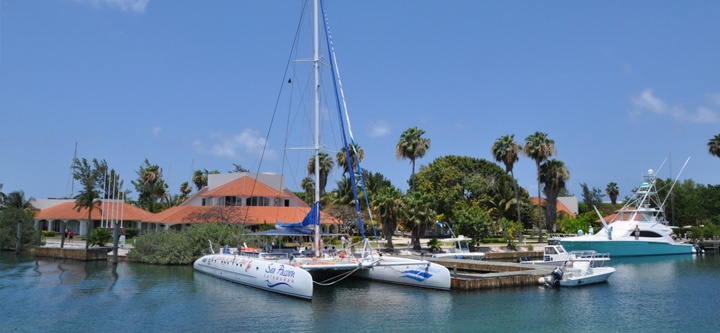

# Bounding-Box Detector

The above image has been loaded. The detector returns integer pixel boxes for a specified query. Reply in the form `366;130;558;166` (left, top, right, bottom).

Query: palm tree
307;152;334;199
372;186;402;250
336;143;364;175
71;157;103;249
74;181;101;250
491;134;523;239
396;127;431;192
523;131;556;243
300;176;315;205
192;170;206;191
709;134;720;158
539;159;569;234
4;190;36;213
606;182;620;206
400;191;436;250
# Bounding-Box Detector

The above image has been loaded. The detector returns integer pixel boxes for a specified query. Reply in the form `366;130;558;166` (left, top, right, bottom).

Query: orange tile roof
203;176;291;198
144;205;340;226
35;201;153;221
529;197;575;216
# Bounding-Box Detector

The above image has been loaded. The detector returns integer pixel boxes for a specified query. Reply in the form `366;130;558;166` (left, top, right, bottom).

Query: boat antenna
659;157;690;212
593;205;609;230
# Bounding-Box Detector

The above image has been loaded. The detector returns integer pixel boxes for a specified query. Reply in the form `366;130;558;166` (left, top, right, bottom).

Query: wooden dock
406;251;553;290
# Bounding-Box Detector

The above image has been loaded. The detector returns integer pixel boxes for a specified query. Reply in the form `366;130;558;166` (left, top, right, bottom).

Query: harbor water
2;251;719;332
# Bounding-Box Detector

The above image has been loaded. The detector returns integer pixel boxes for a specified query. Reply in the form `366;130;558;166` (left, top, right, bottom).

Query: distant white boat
539;252;615;288
432;235;486;260
519;244;609;267
560;164;698;257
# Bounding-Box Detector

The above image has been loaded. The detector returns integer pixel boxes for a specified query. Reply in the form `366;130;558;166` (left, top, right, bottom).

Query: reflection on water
2;251;720;332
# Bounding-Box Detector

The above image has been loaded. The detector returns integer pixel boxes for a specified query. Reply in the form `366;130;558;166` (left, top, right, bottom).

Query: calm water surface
2;251;719;332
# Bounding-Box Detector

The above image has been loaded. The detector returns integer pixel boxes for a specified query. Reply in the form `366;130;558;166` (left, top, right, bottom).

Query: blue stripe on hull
559;240;694;257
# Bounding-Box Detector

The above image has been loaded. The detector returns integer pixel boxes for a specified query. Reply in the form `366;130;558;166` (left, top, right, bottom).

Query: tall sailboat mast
313;0;322;257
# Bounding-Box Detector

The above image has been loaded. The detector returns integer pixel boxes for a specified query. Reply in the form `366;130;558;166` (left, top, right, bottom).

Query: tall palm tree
336;143;364;175
491;134;523;239
523;131;556;243
372;186;402;250
709;134;720;158
71;157;103;249
396;127;431;192
606;182;620;206
307;152;334;199
539;159;569;234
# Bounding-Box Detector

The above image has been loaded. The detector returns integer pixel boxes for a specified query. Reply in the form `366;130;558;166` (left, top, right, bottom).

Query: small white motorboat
520;244;610;267
539;252;615;288
431;235;486;260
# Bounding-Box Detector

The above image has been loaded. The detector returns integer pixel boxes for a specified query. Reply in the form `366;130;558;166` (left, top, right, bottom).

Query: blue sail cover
275;202;320;232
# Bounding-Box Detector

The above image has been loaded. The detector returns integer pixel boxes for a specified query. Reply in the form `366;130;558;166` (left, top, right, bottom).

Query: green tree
336;143;364;175
413;155;523;226
453;201;493;246
372;186;402;249
708;134;720;158
396;127;431;192
72;157;103;250
230;164;249;173
0;183;5;208
606;182;620;206
3;190;36;214
399;191;436;250
523;131;556;243
300;176;315;205
540;159;570;233
307;152;334;199
491;134;523;240
132;159;168;213
580;182;603;211
0;207;39;251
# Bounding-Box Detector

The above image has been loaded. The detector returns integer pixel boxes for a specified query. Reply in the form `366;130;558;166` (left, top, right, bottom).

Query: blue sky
1;0;719;203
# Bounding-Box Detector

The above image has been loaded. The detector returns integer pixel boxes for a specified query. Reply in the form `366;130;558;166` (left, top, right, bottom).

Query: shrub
42;230;56;237
89;228;112;247
124;227;140;239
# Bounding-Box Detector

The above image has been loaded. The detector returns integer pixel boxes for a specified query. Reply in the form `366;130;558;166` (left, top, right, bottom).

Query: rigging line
321;1;379;241
249;0;309;223
320;0;365;239
313;265;362;285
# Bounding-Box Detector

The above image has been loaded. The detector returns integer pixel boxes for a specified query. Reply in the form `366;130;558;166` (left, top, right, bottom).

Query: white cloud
152;126;162;137
73;0;149;13
631;89;718;124
192;129;276;160
367;120;391;138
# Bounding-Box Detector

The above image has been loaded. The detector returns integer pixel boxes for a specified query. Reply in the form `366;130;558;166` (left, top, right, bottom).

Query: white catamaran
194;0;451;299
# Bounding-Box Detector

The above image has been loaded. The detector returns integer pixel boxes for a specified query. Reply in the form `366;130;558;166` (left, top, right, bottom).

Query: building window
246;196;269;207
225;196;238;206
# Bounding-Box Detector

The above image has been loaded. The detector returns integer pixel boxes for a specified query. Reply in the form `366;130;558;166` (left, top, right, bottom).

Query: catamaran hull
193;254;314;300
352;256;451;291
559;239;694;257
432;253;485;260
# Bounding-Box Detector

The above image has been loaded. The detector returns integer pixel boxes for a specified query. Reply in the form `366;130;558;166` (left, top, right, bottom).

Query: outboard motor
543;267;564;288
